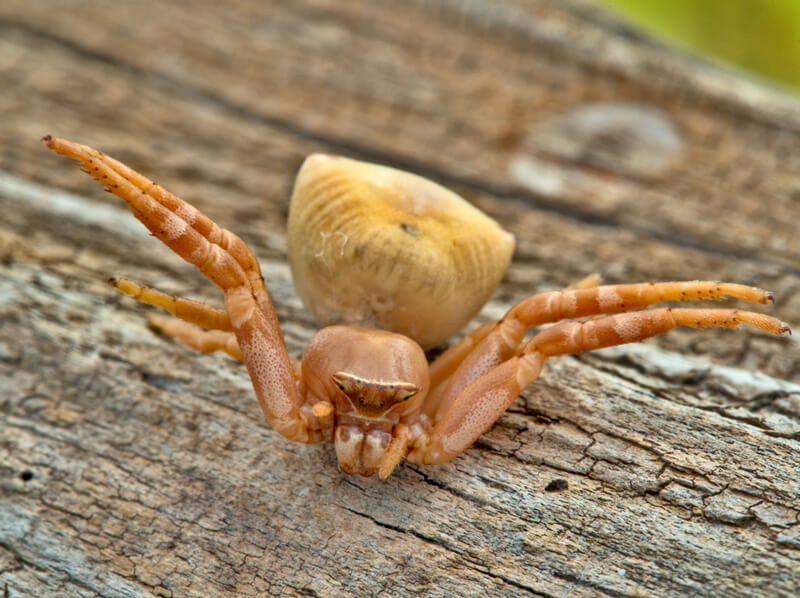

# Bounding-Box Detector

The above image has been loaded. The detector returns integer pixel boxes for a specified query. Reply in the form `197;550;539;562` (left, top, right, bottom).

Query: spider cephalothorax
44;136;790;479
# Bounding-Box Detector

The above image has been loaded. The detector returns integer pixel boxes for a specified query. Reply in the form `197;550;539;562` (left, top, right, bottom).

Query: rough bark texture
2;1;800;596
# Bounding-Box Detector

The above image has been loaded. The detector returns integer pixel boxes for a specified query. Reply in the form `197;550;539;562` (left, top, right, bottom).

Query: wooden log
1;1;798;596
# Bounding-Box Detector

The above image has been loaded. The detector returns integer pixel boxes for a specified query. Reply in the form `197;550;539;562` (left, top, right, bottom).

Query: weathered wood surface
1;1;800;596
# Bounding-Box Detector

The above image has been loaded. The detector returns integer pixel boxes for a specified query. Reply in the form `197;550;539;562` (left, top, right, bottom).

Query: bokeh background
599;0;800;90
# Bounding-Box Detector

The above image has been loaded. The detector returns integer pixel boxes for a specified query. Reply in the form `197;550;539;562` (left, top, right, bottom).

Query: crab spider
44;136;790;479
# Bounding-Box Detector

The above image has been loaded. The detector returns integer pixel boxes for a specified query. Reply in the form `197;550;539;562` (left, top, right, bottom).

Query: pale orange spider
44;136;790;479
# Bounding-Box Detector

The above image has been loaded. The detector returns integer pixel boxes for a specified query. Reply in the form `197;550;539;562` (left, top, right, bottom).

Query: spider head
330;372;421;477
301;325;430;477
331;371;419;419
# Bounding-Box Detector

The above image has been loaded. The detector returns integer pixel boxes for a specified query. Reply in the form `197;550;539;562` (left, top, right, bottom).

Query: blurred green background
597;0;800;91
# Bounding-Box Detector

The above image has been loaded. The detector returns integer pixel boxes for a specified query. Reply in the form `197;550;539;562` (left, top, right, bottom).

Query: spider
44;136;790;479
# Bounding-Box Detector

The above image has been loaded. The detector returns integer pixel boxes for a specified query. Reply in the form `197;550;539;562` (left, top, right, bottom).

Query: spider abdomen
287;154;515;349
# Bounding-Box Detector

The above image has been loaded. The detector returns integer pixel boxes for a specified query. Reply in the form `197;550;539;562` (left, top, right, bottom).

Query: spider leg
46;137;313;441
429;275;601;392
150;315;243;361
427;280;779;420
428;320;496;392
111;277;233;331
413;306;789;465
565;273;602;290
111;278;286;365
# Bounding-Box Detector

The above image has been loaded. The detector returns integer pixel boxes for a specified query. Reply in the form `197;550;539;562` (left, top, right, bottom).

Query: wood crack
339;506;553;597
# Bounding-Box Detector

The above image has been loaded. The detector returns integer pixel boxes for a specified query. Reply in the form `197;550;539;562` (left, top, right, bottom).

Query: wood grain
1;1;799;596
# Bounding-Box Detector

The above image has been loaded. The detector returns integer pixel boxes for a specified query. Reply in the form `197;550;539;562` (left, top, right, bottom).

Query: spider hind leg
110;277;233;331
149;315;243;361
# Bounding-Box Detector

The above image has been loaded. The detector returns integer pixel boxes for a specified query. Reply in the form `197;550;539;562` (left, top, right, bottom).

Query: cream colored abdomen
288;154;515;350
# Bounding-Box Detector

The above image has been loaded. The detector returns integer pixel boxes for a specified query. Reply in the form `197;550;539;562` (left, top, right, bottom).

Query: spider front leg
428;274;601;391
413;305;789;465
427;280;780;420
45;137;312;442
